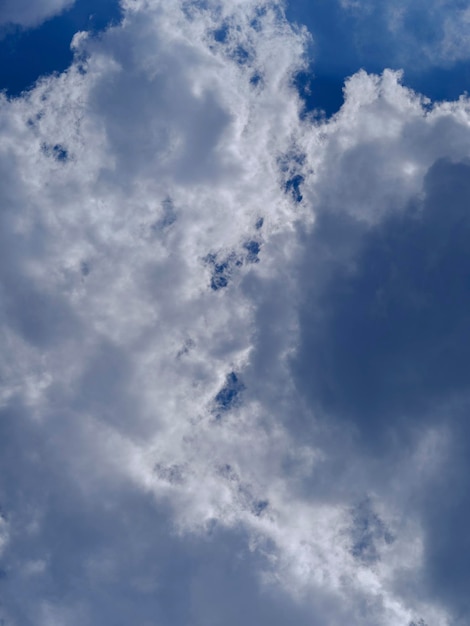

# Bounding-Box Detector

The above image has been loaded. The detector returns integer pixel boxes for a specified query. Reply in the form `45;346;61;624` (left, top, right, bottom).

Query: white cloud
1;1;470;625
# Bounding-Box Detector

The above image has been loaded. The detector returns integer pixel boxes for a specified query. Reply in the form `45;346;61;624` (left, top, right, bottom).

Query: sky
1;1;470;625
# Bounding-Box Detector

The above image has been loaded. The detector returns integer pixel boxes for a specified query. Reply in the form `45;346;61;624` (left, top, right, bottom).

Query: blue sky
1;1;470;625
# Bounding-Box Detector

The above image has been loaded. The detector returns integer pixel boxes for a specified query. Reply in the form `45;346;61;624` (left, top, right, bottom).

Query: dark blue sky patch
0;0;122;97
294;68;344;119
214;372;245;415
285;0;357;117
206;241;262;290
406;61;470;104
42;142;69;162
278;151;306;204
244;240;261;264
249;5;269;32
210;23;252;66
212;23;229;44
232;45;250;66
211;268;229;290
285;174;304;204
250;73;262;87
205;251;243;291
205;253;231;291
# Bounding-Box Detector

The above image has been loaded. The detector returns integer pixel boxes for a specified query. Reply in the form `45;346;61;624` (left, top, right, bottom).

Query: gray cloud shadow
292;157;470;617
0;401;330;625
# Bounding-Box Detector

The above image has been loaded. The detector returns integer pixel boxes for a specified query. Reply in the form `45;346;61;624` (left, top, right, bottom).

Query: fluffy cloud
0;0;75;28
1;1;470;625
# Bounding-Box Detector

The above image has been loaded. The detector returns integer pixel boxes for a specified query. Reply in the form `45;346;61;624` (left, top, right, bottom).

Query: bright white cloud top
1;1;470;625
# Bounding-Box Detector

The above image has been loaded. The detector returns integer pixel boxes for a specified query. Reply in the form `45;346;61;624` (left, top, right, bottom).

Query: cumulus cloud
0;0;75;28
2;1;470;625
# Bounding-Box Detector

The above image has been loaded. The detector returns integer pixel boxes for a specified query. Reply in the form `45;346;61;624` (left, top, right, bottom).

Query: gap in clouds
0;0;122;97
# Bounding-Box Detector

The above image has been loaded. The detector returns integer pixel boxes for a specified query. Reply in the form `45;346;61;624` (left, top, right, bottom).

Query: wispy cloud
0;0;76;28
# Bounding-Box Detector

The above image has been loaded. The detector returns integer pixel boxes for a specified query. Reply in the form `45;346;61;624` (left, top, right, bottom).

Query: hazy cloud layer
0;0;75;28
337;0;470;66
1;1;470;625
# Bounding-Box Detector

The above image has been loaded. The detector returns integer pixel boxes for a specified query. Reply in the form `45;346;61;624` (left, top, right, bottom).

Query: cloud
0;1;322;623
2;1;470;625
0;0;75;28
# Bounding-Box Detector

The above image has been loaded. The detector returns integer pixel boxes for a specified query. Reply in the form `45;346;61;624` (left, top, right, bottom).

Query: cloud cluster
2;0;470;624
